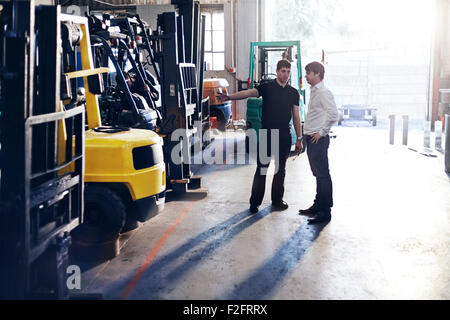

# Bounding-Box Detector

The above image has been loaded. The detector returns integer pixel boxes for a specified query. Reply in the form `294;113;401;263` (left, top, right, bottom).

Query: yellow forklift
59;13;166;259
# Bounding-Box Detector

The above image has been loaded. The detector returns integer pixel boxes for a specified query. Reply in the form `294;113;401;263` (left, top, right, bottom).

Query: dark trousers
249;129;291;206
306;135;333;212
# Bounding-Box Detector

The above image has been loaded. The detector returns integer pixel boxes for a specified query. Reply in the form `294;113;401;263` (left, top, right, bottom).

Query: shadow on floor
121;206;274;299
219;221;327;299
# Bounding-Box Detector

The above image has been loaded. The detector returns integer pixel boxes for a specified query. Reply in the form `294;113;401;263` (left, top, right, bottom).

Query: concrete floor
72;124;450;300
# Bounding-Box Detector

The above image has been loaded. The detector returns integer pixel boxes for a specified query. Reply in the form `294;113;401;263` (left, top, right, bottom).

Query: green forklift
243;41;306;151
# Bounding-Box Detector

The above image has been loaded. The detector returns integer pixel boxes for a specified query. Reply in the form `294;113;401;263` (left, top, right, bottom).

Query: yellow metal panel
85;163;165;201
84;129;165;200
85;128;163;145
79;23;102;129
127;163;165;200
64;67;110;79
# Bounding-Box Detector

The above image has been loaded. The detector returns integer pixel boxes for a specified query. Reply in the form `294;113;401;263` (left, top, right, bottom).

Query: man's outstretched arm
216;88;259;102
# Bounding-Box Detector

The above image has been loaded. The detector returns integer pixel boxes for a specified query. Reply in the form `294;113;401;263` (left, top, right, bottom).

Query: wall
136;4;175;30
234;0;260;120
432;0;450;122
424;0;450;133
321;50;429;122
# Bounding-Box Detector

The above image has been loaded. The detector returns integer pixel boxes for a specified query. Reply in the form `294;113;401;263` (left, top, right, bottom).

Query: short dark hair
276;59;291;71
305;61;325;80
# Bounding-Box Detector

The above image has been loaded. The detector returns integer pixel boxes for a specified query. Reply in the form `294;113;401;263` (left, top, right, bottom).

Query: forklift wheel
70;223;120;262
84;185;127;235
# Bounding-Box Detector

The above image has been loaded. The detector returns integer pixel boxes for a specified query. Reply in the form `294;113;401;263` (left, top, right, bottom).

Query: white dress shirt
303;81;339;136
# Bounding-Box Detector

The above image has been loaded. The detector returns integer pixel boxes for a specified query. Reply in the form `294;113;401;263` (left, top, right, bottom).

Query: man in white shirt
299;61;338;224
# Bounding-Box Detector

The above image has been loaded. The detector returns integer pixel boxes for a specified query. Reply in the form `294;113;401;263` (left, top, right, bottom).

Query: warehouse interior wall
136;4;175;30
234;0;260;120
429;0;450;129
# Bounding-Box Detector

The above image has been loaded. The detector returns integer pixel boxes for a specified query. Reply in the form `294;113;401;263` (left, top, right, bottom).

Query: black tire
372;115;377;126
70;223;120;261
120;218;140;234
84;185;127;235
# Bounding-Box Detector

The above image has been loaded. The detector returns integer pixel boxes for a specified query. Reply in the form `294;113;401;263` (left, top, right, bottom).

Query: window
201;5;225;71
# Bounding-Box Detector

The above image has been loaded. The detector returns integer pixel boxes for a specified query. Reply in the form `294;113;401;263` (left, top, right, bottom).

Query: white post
424;121;431;148
389;115;395;145
402;115;408;146
445;115;450;173
435;120;442;150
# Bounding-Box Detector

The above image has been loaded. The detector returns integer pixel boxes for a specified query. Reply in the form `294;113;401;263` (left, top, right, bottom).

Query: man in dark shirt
217;59;303;213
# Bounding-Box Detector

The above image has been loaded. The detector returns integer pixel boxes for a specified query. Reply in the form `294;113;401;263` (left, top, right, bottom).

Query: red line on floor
119;159;228;299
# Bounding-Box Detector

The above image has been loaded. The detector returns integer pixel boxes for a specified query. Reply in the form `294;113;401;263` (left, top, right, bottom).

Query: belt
306;133;328;137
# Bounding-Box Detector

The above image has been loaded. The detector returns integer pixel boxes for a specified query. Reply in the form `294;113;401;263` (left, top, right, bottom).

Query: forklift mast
248;40;306;118
147;0;208;192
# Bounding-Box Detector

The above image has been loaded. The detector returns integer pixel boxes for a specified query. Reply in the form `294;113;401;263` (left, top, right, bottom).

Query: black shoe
249;205;259;214
307;212;331;224
272;200;289;210
298;205;319;215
